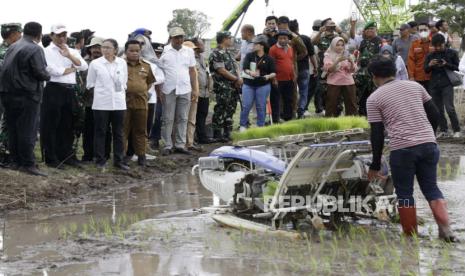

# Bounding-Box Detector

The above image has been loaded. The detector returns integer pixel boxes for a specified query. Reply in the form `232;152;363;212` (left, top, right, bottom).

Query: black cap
276;29;292;39
278;16;290;25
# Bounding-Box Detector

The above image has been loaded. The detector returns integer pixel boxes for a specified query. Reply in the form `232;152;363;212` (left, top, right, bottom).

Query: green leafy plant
232;116;369;142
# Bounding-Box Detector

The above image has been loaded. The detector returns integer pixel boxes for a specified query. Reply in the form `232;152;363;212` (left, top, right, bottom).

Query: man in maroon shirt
269;30;295;122
367;56;457;242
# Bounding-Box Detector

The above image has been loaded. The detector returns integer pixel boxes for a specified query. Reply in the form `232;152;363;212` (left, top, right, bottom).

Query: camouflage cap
216;31;232;38
364;21;377;31
1;23;22;33
216;31;232;43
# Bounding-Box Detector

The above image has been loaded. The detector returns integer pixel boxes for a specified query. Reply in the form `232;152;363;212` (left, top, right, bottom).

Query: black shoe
20;166;48;177
6;162;20;170
161;148;172;156
123;155;133;165
198;138;215;144
114;163;130;171
46;161;65;170
64;158;83;169
223;128;232;143
150;140;159;150
174;147;192;155
137;155;146;166
213;129;223;141
81;156;93;162
188;144;203;152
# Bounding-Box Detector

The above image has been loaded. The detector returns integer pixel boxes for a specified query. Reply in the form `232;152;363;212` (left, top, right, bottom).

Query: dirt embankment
0;145;212;212
0;138;463;212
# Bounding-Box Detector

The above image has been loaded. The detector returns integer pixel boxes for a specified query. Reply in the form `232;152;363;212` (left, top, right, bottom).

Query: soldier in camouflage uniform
209;31;242;142
312;18;348;115
354;21;382;116
0;23;22;166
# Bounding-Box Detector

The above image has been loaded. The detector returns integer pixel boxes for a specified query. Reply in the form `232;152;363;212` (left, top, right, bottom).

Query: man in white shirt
159;27;198;156
41;24;88;168
236;24;255;70
435;19;451;47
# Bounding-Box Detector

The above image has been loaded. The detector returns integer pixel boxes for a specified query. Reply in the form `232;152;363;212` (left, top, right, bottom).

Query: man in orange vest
408;22;432;92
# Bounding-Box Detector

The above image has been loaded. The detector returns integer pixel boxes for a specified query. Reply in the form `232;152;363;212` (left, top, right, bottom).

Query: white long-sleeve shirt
147;61;165;104
86;56;128;111
44;43;88;84
459;54;465;85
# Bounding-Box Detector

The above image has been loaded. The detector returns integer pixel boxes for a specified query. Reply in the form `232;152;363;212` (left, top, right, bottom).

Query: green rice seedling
391;261;401;276
89;216;97;233
81;223;89;239
232;116;369;142
68;222;78;236
59;226;68;240
374;256;386;271
356;260;367;276
349;225;357;240
445;162;452;179
102;219;113;237
304;235;312;252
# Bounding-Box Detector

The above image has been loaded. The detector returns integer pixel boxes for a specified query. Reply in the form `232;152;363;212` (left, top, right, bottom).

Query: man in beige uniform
124;40;155;166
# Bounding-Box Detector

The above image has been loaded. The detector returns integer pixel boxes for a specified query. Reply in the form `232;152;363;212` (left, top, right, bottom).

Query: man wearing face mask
42;24;88;169
408;22;432;91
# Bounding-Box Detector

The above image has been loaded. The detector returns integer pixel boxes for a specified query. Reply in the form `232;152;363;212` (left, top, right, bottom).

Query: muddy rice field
0;139;464;275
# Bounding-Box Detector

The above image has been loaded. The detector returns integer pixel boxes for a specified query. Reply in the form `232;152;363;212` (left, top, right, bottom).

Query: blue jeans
297;70;310;116
240;84;271;127
389;143;443;207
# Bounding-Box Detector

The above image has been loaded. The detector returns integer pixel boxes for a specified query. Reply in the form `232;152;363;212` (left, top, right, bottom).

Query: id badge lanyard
105;62;123;92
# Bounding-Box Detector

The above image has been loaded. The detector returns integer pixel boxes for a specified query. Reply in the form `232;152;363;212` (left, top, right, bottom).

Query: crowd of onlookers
0;15;463;177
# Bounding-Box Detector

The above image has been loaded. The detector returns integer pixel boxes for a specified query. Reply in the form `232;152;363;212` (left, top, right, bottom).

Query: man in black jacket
0;22;50;176
424;34;461;138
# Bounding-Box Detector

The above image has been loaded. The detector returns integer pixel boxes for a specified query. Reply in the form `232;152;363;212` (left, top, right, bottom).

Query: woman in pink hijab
323;37;358;117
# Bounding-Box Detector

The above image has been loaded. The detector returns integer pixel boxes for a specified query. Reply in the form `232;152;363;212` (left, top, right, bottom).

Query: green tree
167;9;211;38
412;0;465;36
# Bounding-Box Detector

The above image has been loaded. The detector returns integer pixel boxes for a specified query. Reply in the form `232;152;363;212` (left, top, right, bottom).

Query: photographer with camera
424;34;461;138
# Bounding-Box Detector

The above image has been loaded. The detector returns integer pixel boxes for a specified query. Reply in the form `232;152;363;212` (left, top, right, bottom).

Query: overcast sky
4;0;357;44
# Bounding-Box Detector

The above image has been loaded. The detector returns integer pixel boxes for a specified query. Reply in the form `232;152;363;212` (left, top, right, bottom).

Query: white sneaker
315;110;325;117
239;126;247;133
452;132;461;138
146;153;156;160
303;111;311;117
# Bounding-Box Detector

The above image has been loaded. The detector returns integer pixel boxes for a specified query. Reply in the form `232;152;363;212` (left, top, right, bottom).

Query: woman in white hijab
323;37;358;117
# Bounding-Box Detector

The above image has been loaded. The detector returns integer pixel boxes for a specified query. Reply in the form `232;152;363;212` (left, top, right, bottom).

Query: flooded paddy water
0;153;464;275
